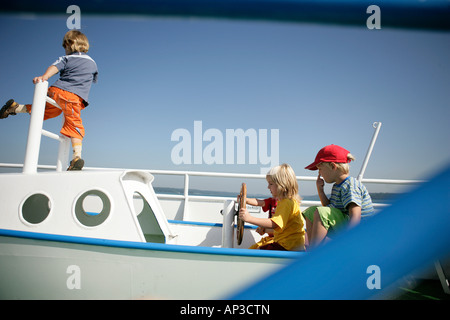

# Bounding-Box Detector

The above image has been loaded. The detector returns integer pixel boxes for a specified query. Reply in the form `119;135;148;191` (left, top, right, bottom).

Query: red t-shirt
262;198;277;218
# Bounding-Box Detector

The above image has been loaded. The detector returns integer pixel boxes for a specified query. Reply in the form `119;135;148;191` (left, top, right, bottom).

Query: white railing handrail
0;162;424;216
0;162;426;184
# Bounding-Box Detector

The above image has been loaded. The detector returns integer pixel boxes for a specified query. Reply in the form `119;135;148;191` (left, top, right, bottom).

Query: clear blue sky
0;11;449;196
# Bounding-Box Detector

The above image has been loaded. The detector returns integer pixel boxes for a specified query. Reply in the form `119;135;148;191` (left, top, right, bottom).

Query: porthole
74;189;111;227
21;193;51;225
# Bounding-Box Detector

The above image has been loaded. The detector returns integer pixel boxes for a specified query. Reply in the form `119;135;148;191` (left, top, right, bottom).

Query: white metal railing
23;81;71;173
143;169;424;219
0;162;425;218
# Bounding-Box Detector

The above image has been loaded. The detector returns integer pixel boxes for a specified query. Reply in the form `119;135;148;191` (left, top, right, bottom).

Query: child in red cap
303;144;373;248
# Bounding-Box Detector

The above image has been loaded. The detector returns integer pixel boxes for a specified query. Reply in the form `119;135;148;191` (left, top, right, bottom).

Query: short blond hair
266;163;301;203
320;153;355;174
62;30;89;53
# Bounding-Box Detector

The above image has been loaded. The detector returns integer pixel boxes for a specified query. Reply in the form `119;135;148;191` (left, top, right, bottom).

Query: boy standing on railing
303;144;374;248
0;30;98;170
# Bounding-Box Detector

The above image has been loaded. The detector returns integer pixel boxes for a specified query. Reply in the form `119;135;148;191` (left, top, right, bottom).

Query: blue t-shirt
51;52;98;106
329;177;374;216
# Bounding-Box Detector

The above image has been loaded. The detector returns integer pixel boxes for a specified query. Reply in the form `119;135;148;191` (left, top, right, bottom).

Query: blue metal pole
2;0;450;30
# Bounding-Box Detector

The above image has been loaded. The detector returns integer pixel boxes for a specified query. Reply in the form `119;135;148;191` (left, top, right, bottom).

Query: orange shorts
26;86;85;140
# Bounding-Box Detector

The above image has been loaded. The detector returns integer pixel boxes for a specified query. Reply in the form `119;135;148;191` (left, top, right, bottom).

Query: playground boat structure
0;81;448;299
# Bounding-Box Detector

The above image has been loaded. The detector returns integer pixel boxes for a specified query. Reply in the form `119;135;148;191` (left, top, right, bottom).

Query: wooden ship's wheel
236;183;246;245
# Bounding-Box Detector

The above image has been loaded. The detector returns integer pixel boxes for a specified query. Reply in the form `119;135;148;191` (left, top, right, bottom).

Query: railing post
23;81;48;174
357;122;382;182
182;173;190;220
56;136;71;172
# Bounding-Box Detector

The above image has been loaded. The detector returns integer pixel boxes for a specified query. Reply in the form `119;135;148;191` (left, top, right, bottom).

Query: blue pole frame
2;0;450;30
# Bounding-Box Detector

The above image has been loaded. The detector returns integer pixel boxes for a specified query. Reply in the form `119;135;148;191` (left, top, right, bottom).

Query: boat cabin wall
0;171;172;243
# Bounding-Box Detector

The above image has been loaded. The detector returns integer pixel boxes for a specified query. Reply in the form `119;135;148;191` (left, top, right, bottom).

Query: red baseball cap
305;144;351;170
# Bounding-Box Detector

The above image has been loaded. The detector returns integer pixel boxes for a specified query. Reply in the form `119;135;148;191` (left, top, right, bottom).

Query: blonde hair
266;163;301;203
321;153;355;174
62;30;89;53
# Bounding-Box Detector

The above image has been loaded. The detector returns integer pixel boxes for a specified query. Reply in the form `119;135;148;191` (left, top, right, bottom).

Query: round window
74;190;111;227
21;193;51;225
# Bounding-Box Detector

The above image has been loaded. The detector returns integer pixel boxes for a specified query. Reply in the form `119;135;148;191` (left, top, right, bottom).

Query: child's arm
239;208;277;229
245;198;265;207
347;203;361;228
33;65;59;84
316;174;330;206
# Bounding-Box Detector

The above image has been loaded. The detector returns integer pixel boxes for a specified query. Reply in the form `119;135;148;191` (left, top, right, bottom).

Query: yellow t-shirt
270;198;305;251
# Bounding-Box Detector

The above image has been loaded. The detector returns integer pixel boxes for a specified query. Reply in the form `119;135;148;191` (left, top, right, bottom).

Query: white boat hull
0;229;301;299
